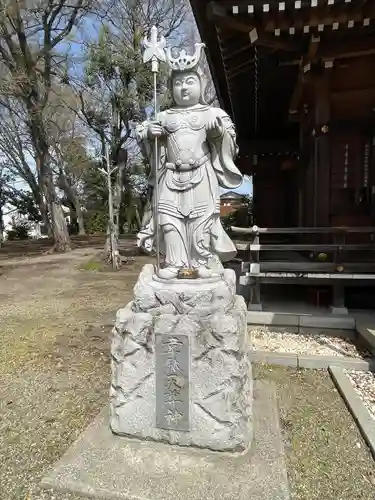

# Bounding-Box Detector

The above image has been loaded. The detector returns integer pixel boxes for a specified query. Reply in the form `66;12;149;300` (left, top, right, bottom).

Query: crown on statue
165;42;206;72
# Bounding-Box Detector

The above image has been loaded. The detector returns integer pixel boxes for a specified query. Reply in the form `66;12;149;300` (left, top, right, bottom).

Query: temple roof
220;191;246;199
190;0;375;157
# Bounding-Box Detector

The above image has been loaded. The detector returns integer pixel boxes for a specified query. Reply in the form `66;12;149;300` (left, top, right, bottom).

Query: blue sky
221;175;252;196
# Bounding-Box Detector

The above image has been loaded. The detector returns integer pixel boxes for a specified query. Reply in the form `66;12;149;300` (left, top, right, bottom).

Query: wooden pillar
299;109;315;228
248;227;262;311
252;170;259;226
331;231;348;315
313;70;331;227
370;129;375;226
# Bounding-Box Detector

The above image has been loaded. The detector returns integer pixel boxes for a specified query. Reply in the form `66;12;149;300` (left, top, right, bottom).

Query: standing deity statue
136;42;243;280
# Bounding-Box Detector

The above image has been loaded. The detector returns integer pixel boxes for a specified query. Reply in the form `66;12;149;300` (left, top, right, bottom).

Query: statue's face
172;71;201;107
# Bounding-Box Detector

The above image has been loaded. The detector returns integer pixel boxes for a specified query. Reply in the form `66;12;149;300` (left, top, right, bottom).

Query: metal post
142;26;166;274
153;72;161;272
105;146;117;270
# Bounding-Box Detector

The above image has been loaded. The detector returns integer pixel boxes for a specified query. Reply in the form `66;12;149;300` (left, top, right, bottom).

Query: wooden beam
279;38;375;70
313;70;332;227
231;226;375;234
289;36;320;115
257;262;375;273
347;0;371;17
238;138;299;156
263;1;375;32
226;57;255;79
242;243;375;251
210;0;335;11
222;41;253;61
207;2;298;52
320;36;375;61
330;86;375;102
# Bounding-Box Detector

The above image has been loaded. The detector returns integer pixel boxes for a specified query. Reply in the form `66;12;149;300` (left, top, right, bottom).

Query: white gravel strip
249;327;371;358
345;370;375;422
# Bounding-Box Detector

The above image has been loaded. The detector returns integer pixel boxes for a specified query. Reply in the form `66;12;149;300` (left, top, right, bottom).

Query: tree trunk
28;106;70;251
104;162;124;268
135;204;141;230
0;206;4;247
43;170;71;251
57;169;85;236
73;197;86;236
38;199;52;238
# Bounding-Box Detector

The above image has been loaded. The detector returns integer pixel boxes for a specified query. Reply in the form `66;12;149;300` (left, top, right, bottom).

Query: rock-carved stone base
110;264;252;452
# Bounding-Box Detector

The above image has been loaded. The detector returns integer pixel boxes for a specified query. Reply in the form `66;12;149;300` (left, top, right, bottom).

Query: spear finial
140;26;167;273
142;25;166;73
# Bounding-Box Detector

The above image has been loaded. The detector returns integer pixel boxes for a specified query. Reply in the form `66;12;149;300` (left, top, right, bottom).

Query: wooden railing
231;225;375;311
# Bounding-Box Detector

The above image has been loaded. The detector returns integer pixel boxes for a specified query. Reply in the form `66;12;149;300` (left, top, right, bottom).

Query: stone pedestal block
110;264;252;452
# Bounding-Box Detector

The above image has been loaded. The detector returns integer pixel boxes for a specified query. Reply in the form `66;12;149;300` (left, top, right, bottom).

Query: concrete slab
248;304;263;312
298;355;375;371
261;326;299;334
247;311;299;326
249;352;375;371
247;309;357;332
356;322;375;350
299;315;355;330
260;300;334;315
298;327;355;340
330;306;348;316
329;366;375;460
250;351;298;368
41;381;289;500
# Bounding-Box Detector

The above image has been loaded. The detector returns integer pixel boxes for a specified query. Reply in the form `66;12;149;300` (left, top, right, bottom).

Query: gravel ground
345;369;375;421
249;327;371;358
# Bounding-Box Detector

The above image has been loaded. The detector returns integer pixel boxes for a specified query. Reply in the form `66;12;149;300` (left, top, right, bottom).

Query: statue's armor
157;108;217;219
161;109;210;167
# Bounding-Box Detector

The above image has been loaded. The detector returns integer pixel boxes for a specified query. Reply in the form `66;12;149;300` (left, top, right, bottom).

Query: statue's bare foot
157;267;179;280
196;266;212;278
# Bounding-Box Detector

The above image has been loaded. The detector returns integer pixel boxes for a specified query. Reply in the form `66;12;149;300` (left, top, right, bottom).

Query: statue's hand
206;116;224;139
147;121;165;140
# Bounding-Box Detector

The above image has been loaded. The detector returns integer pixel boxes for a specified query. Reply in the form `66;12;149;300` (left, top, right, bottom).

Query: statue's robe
136;104;242;268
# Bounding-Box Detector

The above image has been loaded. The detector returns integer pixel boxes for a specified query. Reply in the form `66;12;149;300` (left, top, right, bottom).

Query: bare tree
76;0;189;266
0;0;97;251
46;85;91;235
0;163;11;245
0;99;51;233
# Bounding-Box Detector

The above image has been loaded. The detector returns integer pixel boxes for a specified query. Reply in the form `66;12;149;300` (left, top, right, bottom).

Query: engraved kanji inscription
155;333;189;431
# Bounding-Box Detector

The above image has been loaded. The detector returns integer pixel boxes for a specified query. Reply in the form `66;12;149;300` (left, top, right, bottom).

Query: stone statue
110;36;252;454
136;43;243;280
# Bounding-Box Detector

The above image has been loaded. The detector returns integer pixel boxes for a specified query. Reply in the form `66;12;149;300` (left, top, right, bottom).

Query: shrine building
190;0;375;311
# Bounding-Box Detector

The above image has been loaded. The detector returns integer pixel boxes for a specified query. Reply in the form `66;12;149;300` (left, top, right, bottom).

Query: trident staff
142;26;166;273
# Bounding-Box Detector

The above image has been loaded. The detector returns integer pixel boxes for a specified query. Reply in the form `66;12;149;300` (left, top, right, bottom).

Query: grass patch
0;249;153;499
255;364;375;500
80;259;104;272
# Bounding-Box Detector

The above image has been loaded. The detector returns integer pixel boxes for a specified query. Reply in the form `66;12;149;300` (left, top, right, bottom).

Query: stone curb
250;351;298;367
356;322;375;351
329;365;375;461
247;311;355;331
298;355;375;371
250;351;375;371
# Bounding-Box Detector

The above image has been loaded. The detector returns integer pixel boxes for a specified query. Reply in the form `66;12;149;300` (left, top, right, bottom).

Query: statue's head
166;43;207;108
171;70;203;107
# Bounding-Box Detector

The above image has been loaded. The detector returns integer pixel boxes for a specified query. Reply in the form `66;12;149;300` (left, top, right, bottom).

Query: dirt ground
0;246;153;500
0;245;374;499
